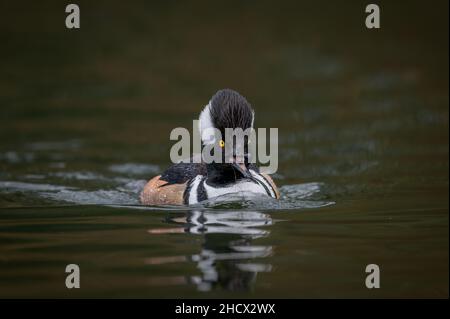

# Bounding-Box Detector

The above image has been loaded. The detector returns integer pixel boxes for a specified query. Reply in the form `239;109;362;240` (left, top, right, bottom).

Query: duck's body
140;162;279;205
140;89;279;206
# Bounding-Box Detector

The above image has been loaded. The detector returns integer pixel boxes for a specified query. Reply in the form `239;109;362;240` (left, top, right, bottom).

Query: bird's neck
206;164;242;186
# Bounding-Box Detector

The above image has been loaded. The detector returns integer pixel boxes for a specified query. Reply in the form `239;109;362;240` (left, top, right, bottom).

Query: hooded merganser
140;89;280;205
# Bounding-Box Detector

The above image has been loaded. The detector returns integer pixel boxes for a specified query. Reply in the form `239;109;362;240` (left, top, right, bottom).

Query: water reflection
147;210;275;292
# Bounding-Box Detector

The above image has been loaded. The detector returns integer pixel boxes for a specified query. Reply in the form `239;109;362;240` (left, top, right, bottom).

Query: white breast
203;180;268;201
188;175;204;204
186;171;276;205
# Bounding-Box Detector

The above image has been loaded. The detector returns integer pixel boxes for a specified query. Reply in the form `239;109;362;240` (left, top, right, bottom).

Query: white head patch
198;100;256;145
198;101;216;145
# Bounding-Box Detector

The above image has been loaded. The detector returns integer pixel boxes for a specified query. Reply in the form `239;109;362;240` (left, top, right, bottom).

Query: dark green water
0;1;448;298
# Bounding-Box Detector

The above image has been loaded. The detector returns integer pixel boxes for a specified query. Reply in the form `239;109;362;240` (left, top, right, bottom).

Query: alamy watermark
65;4;80;29
365;264;380;289
65;4;380;30
65;264;80;289
169;120;278;174
365;4;380;29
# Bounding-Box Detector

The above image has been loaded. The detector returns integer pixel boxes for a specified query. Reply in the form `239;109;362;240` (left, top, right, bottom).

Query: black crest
209;89;254;135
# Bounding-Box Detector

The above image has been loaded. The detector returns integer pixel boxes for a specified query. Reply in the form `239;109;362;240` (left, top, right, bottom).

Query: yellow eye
219;140;225;148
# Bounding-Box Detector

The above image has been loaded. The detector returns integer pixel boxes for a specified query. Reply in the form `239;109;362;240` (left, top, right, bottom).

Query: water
0;1;448;298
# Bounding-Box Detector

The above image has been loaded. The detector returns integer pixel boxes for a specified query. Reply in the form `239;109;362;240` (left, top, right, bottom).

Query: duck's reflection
146;210;274;292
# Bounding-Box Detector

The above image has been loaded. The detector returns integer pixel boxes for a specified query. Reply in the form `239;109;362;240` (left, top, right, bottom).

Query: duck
140;89;279;205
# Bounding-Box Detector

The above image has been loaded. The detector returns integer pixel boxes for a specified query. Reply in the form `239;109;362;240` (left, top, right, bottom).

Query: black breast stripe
197;179;208;202
257;174;276;198
253;178;272;197
183;178;194;204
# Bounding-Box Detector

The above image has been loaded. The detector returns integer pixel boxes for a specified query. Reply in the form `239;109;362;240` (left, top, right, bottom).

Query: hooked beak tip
231;162;255;180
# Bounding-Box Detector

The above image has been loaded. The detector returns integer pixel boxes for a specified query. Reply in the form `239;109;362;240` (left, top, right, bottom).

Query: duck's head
198;89;256;185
